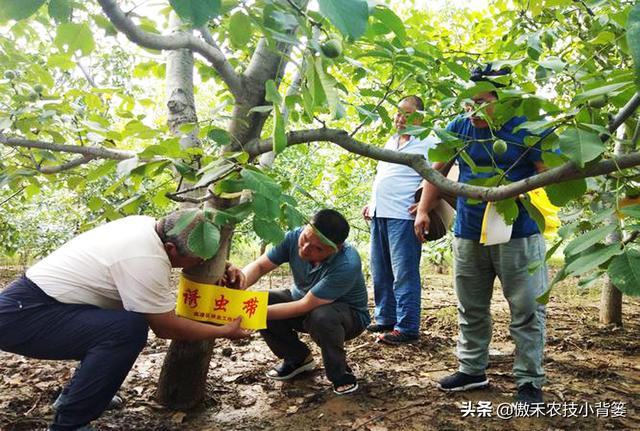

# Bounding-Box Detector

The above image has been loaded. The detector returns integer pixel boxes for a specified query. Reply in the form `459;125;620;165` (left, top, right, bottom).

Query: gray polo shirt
266;228;371;328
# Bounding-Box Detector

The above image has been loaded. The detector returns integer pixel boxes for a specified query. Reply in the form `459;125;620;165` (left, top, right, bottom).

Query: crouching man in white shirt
0;210;249;431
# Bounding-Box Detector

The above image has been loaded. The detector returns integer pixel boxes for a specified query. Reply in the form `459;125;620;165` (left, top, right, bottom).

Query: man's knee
267;289;293;305
305;305;341;337
115;312;149;351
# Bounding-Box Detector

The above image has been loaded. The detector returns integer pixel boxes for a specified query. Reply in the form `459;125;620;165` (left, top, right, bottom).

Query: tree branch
608;92;640;135
245;127;640;201
97;0;242;97
37;155;95;174
165;191;214;203
0;134;135;160
0;187;25;206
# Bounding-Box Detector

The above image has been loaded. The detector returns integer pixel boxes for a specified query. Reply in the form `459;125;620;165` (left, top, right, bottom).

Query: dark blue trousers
0;276;149;431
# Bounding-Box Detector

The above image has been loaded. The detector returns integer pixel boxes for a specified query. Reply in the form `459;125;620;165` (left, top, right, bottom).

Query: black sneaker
515;383;543;404
53;392;123;411
265;355;315;380
377;330;419;345
437;372;489;392
366;323;394;333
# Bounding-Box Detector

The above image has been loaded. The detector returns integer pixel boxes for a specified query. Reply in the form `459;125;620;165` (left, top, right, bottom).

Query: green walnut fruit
27;90;38;101
588;96;607;109
33;84;44;94
493;139;507;155
321;38;343;58
3;70;16;80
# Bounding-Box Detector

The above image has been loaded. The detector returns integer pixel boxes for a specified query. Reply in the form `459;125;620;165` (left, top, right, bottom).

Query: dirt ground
1;266;639;431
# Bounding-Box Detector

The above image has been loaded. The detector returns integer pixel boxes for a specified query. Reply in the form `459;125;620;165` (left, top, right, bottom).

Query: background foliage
1;0;639;299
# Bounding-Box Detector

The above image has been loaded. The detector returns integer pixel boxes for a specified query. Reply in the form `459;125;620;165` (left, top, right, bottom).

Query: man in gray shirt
233;209;370;395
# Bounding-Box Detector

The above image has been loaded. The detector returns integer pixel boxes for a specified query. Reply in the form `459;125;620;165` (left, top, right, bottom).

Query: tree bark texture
156;224;234;409
599;127;626;326
156;16;223;409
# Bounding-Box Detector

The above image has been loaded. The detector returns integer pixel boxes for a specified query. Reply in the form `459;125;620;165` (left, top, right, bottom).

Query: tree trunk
599;127;626;326
599;279;623;326
156;223;234;409
156;14;225;409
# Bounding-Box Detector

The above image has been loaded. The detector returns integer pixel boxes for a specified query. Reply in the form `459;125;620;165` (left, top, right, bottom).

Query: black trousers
0;276;149;431
259;289;365;385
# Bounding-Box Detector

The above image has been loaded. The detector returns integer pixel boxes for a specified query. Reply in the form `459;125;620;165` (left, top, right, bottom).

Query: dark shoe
332;373;359;395
48;426;98;431
515;382;543;404
265;355;315;380
53;392;123;411
437;372;489;392
333;380;359;395
366;323;394;333
377;330;419;345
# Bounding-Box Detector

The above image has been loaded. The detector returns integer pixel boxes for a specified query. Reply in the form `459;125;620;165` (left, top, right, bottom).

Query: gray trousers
259;289;364;385
453;234;547;388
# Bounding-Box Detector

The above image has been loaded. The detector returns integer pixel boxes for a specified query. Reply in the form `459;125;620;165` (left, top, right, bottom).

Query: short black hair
310;209;350;246
400;95;424;111
470;63;511;97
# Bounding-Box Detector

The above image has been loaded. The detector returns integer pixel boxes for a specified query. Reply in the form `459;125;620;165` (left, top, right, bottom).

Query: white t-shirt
369;134;438;220
26;216;175;314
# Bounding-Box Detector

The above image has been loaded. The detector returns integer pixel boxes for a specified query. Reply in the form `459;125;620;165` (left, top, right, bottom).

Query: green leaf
428;144;456;163
589;30;615;45
544;178;587;206
494;198;519;225
565;243;623;277
228;11;252;48
207;128;231;146
317;0;369;40
55;23;95;56
272;105;287;154
242;168;281;197
608;248;640;296
265;79;282;105
445;60;471;81
48;0;72;23
521;195;546;234
187;220;221;259
252;194;280;220
248;105;274;114
214;201;253;225
284;202;305;230
93;14;118;36
538;56;565;72
167;209;199;236
558;127;604;168
194;159;236;188
564;223;618;257
253;216;285;244
0;0;45;21
537;266;567;304
169;0;220;27
546;239;563;261
620;204;640;219
48;53;75;70
373;6;406;41
628;2;640;86
573;82;633;104
314;57;338;115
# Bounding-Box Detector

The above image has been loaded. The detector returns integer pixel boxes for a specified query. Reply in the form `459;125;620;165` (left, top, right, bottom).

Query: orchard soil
1;266;638;431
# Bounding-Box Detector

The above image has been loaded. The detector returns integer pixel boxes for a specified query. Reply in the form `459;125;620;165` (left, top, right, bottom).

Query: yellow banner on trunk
176;276;268;330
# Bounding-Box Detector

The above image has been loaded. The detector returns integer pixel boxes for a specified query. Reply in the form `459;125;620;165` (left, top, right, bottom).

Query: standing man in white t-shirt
363;95;438;345
0;210;249;431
